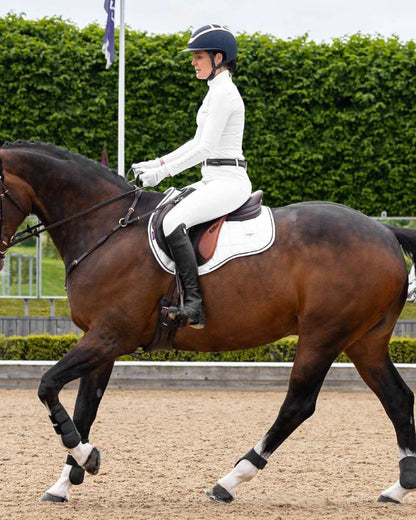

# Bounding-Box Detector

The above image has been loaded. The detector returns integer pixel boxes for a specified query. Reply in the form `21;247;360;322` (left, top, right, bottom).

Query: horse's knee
38;367;66;405
38;375;83;450
391;383;414;408
38;374;56;404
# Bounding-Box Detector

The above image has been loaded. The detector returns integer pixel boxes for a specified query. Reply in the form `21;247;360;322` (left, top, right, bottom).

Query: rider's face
191;51;223;80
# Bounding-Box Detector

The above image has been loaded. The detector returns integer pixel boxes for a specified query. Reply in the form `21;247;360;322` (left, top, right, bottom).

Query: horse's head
0;156;33;270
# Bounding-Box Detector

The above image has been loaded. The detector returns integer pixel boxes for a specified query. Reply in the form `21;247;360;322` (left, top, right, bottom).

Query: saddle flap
196;191;263;262
197;215;228;262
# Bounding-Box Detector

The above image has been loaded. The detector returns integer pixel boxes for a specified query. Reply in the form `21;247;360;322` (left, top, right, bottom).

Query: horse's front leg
37;332;118;501
41;359;115;502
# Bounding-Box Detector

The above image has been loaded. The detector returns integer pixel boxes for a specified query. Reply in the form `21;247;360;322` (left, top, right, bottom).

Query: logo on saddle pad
148;188;275;276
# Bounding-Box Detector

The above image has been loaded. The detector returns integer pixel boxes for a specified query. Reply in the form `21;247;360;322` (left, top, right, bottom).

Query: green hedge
0;334;80;361
2;334;416;363
1;15;416;214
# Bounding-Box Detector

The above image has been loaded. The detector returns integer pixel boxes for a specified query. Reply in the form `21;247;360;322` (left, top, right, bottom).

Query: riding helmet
182;24;238;63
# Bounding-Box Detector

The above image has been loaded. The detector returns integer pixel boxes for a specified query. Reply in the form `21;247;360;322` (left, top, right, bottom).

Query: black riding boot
165;223;205;329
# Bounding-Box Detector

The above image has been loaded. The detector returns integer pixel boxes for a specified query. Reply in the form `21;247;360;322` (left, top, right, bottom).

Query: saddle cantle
227;190;264;220
151;189;264;265
196;191;263;262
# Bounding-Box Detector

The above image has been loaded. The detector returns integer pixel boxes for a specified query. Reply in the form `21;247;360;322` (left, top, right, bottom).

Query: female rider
132;24;252;329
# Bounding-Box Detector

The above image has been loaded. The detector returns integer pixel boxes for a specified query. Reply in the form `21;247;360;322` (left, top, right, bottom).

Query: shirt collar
207;69;231;87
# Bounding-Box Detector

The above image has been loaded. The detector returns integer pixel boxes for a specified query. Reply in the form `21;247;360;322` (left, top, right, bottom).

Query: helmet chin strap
207;51;226;80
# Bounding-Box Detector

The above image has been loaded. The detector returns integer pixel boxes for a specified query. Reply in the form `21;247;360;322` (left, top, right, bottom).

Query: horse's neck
139;190;165;213
19;155;124;217
6;147;168;268
15;152;132;262
39;185;163;268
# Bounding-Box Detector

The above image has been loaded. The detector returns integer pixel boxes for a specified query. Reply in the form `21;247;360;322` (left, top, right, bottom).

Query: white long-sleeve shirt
162;70;245;177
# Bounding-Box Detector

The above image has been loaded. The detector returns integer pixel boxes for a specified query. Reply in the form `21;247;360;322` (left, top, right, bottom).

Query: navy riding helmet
182;25;238;78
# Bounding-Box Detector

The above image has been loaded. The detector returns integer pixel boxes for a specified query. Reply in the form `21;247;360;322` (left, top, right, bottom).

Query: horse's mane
1;140;124;181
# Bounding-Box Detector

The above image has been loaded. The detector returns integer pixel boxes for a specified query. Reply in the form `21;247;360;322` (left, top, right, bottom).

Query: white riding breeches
162;168;252;237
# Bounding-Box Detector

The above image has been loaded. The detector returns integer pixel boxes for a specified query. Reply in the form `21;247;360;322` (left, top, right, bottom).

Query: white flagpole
118;0;125;176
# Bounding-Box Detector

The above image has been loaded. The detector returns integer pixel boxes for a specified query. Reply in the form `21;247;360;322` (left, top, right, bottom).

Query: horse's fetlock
69;464;85;485
235;448;267;470
66;454;85;485
400;456;416;489
49;403;81;449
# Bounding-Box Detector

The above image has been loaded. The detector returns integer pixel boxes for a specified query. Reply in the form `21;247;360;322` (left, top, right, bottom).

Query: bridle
0;164;28;260
0;159;144;270
0;164;185;275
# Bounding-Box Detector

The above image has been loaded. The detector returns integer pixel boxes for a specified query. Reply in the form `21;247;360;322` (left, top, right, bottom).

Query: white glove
132;158;161;176
139;165;170;187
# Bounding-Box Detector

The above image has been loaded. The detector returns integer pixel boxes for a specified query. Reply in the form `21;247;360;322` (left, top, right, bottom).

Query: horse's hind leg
206;338;340;502
347;335;416;504
41;359;115;502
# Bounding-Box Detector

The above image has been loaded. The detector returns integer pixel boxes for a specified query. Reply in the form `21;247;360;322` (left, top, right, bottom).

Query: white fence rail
2;361;416;391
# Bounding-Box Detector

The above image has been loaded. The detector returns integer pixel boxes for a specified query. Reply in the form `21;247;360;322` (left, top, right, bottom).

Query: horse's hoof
205;484;234;503
83;447;101;475
40;492;68;503
377;494;400;504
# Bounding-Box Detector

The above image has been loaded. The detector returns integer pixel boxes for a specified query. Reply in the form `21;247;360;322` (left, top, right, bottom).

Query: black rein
66;188;142;276
9;188;141;250
0;160;147;272
0;158;187;275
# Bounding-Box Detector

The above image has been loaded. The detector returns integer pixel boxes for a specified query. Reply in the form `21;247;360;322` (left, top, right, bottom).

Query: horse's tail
386;224;416;263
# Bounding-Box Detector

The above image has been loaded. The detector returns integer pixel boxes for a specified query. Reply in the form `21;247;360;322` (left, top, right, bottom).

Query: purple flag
102;0;115;69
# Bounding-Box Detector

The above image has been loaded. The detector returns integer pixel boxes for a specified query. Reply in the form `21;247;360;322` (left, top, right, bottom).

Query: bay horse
1;140;416;505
